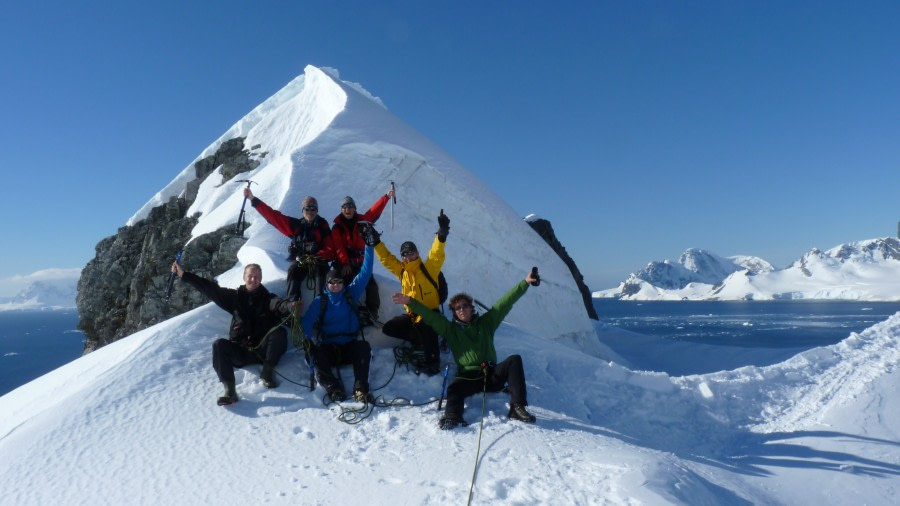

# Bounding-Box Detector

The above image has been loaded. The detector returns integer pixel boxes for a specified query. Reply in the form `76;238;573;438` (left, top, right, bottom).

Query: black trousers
212;327;288;384
382;313;440;364
313;340;372;394
443;355;528;420
286;261;327;302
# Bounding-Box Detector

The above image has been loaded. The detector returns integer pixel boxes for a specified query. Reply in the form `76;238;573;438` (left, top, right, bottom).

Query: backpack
420;269;448;305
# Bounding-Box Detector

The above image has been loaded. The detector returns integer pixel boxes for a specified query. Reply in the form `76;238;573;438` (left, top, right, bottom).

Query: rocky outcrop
527;218;599;320
77;138;260;353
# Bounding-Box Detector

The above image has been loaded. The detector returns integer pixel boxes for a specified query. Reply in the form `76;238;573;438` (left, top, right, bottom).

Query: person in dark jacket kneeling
172;261;294;406
391;269;539;429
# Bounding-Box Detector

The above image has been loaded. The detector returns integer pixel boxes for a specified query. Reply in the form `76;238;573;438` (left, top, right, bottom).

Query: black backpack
420;269;448;305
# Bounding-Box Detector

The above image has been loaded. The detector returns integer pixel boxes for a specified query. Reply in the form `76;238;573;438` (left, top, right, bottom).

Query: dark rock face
527;218;599;320
77;138;259;353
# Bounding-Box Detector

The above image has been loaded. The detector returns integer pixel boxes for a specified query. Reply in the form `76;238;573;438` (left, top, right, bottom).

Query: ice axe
234;179;257;235
437;364;451;410
164;250;183;304
390;180;396;230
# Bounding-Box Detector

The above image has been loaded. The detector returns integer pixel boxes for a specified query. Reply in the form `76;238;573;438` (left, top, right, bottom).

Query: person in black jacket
172;261;294;406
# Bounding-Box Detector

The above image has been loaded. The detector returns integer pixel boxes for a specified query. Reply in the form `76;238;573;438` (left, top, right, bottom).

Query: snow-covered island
0;269;79;311
596;237;900;301
2;66;899;505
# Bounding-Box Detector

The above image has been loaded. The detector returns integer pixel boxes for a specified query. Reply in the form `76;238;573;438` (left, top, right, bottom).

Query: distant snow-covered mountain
596;237;900;301
0;272;79;311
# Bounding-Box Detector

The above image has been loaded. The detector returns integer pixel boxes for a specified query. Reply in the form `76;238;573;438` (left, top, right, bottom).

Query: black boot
438;415;468;430
326;387;346;403
261;364;277;389
353;380;374;403
508;404;536;423
217;381;238;406
420;360;441;377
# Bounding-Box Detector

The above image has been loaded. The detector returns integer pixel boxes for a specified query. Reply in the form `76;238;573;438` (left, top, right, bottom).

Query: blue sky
1;1;898;296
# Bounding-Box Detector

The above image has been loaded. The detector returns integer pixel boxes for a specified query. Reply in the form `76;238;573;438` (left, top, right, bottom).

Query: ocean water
3;302;900;395
594;299;900;348
0;310;83;396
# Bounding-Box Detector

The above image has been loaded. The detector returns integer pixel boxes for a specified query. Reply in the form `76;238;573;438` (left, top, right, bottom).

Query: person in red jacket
330;187;394;321
243;188;334;303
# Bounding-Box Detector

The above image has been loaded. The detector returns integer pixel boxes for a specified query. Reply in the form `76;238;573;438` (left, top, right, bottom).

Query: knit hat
301;196;318;209
340;196;356;208
326;268;343;283
400;241;418;256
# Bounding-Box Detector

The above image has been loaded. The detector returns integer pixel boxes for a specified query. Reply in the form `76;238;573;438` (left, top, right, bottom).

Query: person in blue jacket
301;225;379;403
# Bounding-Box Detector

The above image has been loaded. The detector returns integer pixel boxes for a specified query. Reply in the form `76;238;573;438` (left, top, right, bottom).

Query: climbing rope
467;367;490;506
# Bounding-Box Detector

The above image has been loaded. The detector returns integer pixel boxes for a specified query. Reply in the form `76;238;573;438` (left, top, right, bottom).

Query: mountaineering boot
420;361;441;377
353;380;374;403
260;363;277;389
217;381;238;406
325;385;346;403
508;404;536;423
438;416;468;430
353;388;375;403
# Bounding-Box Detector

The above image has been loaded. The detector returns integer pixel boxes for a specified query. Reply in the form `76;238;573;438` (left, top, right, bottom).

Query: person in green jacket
390;269;539;430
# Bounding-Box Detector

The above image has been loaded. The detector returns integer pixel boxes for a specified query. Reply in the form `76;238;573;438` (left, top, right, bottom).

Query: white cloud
0;268;81;297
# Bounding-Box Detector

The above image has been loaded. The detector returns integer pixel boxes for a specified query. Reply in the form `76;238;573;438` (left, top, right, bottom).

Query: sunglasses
453;303;472;312
401;251;417;258
327;279;344;285
303;206;318;212
341;204;356;210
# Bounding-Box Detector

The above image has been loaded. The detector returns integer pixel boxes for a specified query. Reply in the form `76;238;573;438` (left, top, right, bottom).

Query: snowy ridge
597;237;900;301
130;64;596;348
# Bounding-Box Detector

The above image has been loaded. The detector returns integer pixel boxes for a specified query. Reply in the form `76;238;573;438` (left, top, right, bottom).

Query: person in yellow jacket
375;210;450;375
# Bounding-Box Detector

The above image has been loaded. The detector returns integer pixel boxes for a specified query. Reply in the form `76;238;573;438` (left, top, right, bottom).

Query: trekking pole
390;180;396;230
437;364;451;410
234;179;257;235
164;250;183;303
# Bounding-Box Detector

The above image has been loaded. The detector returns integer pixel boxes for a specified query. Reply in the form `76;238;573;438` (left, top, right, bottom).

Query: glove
362;224;381;246
437;210;450;241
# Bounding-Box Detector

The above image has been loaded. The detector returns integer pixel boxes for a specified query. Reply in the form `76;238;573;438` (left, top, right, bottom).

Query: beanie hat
400;241;418;256
326;268;343;282
341;196;356;208
301;196;318;209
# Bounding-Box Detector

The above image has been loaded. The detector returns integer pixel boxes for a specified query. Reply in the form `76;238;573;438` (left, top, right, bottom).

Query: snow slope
1;301;898;504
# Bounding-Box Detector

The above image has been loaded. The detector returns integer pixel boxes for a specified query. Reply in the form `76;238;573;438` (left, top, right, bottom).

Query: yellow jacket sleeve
375;242;404;278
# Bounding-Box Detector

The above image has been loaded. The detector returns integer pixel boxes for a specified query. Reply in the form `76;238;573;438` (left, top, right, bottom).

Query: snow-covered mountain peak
828;237;900;263
128;65;596;348
678;248;741;283
0;269;79;311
